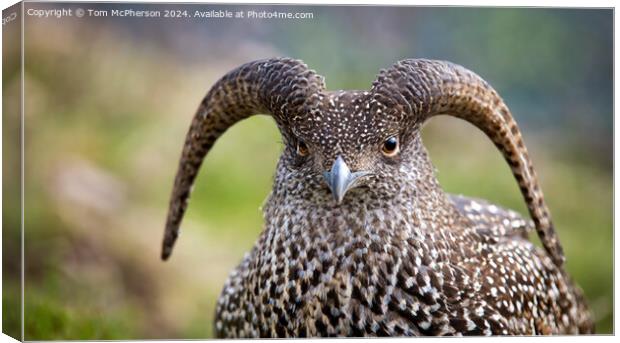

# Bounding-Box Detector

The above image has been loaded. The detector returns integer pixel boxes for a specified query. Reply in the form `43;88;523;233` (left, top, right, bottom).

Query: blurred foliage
1;4;612;339
3;4;22;339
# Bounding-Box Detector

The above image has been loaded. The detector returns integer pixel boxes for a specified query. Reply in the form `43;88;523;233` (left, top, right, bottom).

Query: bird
161;57;594;337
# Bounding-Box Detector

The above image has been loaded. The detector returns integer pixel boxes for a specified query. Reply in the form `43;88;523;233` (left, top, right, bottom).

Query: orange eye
296;141;309;157
382;136;399;156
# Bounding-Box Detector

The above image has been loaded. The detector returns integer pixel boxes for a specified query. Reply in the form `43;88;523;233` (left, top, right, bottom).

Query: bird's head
276;90;425;205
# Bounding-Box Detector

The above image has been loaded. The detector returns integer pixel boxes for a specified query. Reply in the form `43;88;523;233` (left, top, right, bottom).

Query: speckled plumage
162;58;593;336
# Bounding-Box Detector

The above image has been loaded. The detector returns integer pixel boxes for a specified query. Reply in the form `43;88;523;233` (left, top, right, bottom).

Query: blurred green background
2;3;612;339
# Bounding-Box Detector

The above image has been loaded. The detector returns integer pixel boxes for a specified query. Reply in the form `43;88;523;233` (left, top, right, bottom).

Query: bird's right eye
296;141;309;157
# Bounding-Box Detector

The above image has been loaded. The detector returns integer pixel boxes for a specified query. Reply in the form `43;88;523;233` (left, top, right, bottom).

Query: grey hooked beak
323;156;371;204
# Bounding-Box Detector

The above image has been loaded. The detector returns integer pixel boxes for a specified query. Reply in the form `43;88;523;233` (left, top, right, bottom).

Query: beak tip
323;156;371;205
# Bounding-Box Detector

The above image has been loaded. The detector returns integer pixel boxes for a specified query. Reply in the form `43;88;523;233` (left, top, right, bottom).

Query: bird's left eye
381;136;399;157
296;141;309;157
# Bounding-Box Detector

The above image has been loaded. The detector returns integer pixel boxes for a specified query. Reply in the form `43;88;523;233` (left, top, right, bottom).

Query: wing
448;194;533;240
447;194;594;334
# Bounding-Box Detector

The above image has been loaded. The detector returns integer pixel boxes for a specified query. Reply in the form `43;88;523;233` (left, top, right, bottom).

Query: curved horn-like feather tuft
371;59;565;267
162;58;325;260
